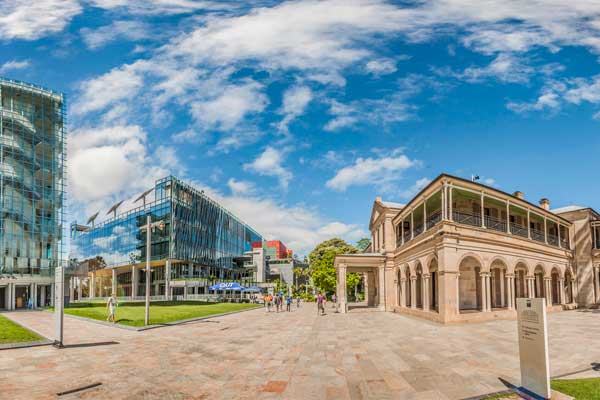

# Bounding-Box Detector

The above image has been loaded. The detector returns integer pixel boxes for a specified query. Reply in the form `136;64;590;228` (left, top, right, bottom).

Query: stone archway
405;265;412;308
458;256;482;311
514;262;528;298
551;267;560;305
429;258;439;312
565;270;574;304
490;258;508;308
534;265;545;299
415;262;423;309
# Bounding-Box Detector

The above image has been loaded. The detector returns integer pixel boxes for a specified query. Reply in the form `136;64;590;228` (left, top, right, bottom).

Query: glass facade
0;78;66;277
70;176;262;281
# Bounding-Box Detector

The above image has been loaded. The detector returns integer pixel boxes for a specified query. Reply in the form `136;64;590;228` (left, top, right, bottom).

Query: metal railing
547;234;558;246
510;223;528;237
426;210;442;229
452;210;481;227
403;231;411;243
530;228;545;243
561;238;570;249
484;215;506;232
413;224;424;237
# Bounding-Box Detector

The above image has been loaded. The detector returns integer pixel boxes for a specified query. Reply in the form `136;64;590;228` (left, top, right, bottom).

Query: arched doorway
565;270;574;304
429;258;438;312
415;263;423;309
458;256;482;311
534;265;545;298
397;269;402;307
405;266;412;307
551;268;560;305
490;259;508;308
514;263;527;298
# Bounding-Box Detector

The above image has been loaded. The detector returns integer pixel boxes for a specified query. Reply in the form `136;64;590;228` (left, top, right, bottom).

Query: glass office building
0;78;66;310
70;176;262;300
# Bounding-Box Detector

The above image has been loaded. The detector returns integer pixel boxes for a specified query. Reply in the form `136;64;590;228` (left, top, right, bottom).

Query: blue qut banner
209;282;245;291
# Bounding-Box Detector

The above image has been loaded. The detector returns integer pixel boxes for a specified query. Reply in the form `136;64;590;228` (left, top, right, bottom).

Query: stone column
486;273;492;311
7;283;14;310
378;266;385;310
422;275;430;311
544;278;552;305
456;273;460;314
131;267;138;299
506;274;513;310
338;264;347;313
594;266;600;304
77;278;82;301
559;278;566;305
40;285;46;308
400;279;407;307
364;273;369;306
480;273;487;311
31;283;36;309
526;276;534;298
500;269;505;307
410;276;417;309
112;269;117;297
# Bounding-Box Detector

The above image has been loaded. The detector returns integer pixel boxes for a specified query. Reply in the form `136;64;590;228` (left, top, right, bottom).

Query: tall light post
140;215;164;326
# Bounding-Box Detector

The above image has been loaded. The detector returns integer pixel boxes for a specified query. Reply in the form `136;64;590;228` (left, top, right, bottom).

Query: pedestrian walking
296;296;301;308
317;292;326;316
332;293;337;308
106;292;117;323
286;295;292;312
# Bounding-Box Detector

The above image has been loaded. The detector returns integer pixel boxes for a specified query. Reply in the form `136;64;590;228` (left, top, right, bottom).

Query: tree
356;238;371;252
309;238;358;293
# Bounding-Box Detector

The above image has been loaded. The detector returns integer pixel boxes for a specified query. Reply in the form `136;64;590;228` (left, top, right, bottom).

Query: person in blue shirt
286;295;292;312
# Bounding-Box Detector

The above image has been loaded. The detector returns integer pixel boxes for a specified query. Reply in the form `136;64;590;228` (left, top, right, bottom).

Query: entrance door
0;287;5;309
14;286;30;309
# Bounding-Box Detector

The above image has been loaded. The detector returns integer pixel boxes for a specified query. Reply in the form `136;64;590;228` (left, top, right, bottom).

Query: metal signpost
141;215;164;326
516;297;551;400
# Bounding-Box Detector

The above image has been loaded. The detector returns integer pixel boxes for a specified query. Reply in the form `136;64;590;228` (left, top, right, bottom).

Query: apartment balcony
452;210;481;227
530;228;545;243
510;223;528;238
484;215;506;233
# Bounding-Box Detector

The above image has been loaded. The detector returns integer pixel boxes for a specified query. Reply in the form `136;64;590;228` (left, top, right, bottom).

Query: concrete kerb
42;304;264;332
0;311;54;350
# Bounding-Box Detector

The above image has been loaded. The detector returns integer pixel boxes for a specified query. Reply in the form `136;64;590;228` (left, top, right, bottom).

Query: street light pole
145;215;151;326
141;215;165;326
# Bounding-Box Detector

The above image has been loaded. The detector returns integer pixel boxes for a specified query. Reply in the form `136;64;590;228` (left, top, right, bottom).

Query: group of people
263;293;300;312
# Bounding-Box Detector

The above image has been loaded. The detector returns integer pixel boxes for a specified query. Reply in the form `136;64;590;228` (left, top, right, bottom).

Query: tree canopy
356;237;371;252
309;238;358;293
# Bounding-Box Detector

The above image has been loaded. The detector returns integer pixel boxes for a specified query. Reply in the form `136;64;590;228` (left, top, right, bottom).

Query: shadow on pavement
62;341;119;349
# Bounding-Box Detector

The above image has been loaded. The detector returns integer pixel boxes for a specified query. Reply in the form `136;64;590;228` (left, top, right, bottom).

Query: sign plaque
516;298;550;399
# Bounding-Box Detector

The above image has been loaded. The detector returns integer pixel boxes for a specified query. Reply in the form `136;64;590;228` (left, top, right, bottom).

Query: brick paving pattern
1;306;600;399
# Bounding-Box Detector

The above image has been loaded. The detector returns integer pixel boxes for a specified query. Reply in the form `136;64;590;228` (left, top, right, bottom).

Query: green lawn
551;378;600;400
55;301;260;327
0;315;43;344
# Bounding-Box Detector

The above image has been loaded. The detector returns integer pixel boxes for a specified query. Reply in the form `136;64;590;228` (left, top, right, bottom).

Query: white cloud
365;58;397;76
81;20;152;50
326;149;418;192
89;0;228;15
227;178;255;196
435;53;534;84
0;0;81;40
68;125;180;208
190;79;268;131
171;129;202;144
243;146;292;189
278;85;312;133
0;59;30;74
194;183;366;255
398;177;432;198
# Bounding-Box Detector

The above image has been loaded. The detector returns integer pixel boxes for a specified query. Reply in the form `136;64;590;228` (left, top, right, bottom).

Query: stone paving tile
1;308;600;399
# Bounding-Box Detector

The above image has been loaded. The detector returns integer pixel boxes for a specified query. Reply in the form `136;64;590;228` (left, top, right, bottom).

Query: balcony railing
413;224;424;237
531;228;545;243
510;223;528;238
452;210;481;227
561;238;570;249
403;231;411;243
547;234;558;246
484;215;506;232
426;210;442;229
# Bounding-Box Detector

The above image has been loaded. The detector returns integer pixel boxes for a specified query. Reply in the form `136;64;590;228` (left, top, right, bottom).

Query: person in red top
316;293;326;316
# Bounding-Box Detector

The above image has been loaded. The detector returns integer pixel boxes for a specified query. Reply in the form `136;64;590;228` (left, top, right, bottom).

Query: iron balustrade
510;223;528;237
484;215;506;232
403;231;411;243
413;224;424;237
547;234;559;246
530;228;545;243
426;210;442;229
561;238;570;249
452;210;482;227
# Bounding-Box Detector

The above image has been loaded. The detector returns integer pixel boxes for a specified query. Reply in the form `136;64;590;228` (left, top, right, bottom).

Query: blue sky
2;0;599;255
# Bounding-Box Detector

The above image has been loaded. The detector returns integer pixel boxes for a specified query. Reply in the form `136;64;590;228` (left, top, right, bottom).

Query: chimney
375;196;382;202
539;198;550;210
513;191;524;199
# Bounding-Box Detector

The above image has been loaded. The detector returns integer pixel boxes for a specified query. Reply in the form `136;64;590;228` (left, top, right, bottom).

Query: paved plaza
1;306;600;400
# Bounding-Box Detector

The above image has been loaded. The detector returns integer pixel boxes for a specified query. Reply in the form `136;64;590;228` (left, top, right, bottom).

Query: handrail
452;210;481;227
510;223;528;237
484;214;506;232
530;228;545;243
426;210;442;229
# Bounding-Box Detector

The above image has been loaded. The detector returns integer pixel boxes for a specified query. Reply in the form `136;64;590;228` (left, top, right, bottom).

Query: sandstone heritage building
335;174;600;323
